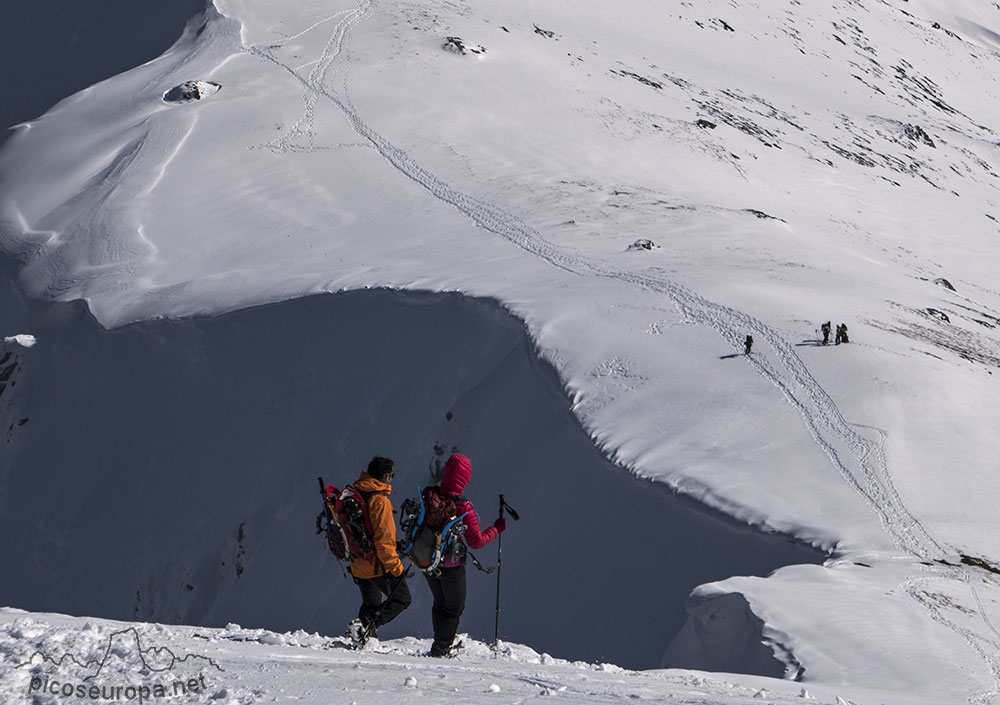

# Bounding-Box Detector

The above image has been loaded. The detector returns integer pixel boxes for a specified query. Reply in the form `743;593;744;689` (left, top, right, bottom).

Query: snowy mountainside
0;276;819;673
3;0;1000;702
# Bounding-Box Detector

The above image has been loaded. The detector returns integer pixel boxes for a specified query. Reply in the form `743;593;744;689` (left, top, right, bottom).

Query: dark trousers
357;573;412;627
424;564;466;650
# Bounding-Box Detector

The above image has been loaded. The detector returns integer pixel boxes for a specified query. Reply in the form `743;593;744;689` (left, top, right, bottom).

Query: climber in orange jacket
348;456;411;639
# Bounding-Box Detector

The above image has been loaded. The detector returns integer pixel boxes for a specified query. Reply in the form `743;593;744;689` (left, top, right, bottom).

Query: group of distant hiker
820;321;849;345
318;453;510;658
743;321;850;356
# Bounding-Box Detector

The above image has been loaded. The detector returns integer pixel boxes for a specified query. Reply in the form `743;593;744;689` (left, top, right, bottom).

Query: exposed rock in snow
904;123;936;148
627;238;658;251
163;80;221;103
444;37;486;56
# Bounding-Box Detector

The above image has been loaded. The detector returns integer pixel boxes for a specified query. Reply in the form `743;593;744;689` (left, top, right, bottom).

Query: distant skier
422;454;506;658
744;335;753;355
835;323;849;345
821;321;831;345
347;456;411;642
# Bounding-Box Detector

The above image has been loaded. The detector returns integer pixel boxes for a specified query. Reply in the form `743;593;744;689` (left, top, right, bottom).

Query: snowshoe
346;619;378;649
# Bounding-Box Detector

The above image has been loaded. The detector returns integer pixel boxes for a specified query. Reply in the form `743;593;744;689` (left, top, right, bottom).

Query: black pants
424;564;466;650
357;573;412;627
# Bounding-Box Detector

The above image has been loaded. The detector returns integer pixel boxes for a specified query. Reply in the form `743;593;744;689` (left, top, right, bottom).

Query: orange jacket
349;473;405;579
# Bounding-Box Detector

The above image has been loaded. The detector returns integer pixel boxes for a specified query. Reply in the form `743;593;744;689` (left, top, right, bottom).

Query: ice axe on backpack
493;494;519;649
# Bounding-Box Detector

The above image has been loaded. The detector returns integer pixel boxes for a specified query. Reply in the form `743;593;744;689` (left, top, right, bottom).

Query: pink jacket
439;454;501;568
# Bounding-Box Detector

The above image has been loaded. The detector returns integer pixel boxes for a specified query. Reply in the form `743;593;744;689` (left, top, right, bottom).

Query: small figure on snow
835;323;849;345
744;335;754;355
821;321;832;345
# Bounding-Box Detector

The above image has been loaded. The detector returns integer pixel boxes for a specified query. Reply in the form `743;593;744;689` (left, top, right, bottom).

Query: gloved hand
493;517;507;533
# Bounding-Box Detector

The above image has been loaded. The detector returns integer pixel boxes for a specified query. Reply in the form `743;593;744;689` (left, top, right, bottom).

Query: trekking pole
493;494;520;649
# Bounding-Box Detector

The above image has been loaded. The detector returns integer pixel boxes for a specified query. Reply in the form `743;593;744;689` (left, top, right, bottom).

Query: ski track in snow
905;571;1000;705
238;0;999;696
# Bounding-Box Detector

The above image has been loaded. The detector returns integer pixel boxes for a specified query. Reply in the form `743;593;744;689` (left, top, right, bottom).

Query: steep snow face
0;277;820;672
4;0;1000;698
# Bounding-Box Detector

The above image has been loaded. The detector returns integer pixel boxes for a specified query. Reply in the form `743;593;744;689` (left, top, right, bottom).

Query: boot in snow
428;641;452;658
346;619;378;648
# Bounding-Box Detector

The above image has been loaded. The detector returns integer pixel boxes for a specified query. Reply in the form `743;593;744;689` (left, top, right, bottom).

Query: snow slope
3;0;1000;702
0;608;939;705
0;267;819;672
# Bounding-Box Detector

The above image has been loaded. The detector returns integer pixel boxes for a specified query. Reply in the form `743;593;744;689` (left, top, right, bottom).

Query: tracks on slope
246;0;941;563
240;2;1000;698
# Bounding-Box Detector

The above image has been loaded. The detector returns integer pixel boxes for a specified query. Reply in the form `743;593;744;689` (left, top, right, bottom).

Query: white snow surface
0;608;939;705
3;0;1000;703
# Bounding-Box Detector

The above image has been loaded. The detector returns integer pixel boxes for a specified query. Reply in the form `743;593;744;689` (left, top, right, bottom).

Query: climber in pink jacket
424;453;505;656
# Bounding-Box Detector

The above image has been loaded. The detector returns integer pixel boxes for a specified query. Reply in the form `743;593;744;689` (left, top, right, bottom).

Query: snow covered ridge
0;609;937;705
3;0;1000;700
0;285;819;673
162;80;221;103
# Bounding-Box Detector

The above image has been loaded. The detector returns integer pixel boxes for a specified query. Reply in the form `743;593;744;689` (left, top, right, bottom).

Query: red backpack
321;482;376;562
422;486;459;530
